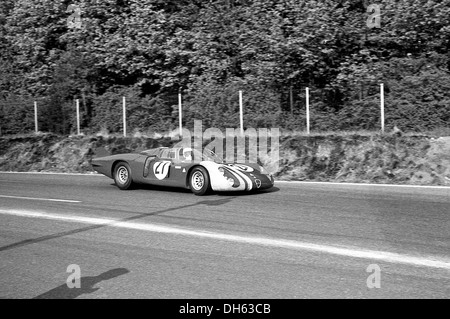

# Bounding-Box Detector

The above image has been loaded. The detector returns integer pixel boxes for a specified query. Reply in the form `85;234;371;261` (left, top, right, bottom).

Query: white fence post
306;87;310;135
178;91;183;137
34;101;38;133
123;96;127;137
239;90;244;136
76;99;80;135
380;83;385;134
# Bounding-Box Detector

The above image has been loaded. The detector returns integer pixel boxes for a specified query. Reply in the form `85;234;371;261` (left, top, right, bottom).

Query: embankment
0;133;449;186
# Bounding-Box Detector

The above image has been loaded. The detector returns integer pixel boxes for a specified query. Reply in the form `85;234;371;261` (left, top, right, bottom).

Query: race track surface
0;172;449;299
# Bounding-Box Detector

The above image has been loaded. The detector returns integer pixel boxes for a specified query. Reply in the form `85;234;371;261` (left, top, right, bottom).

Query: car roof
140;147;169;156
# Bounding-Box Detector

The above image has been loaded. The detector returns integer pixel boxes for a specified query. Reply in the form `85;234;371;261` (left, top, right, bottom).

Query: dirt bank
0;133;449;186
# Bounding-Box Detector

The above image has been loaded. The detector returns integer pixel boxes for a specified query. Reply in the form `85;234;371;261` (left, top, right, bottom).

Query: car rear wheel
189;167;210;196
114;162;133;190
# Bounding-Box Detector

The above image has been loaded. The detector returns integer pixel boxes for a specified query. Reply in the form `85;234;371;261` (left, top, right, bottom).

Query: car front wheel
189;167;211;196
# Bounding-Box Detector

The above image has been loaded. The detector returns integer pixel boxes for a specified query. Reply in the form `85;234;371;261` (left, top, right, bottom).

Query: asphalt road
0;172;449;299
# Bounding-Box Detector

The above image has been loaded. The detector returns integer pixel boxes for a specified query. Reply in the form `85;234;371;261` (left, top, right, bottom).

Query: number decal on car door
153;161;171;180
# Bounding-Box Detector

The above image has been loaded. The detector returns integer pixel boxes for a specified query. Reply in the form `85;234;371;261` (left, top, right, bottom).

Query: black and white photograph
0;0;449;304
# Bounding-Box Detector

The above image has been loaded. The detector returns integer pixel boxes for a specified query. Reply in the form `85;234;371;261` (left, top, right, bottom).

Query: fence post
123;96;126;137
34;101;38;133
380;83;385;134
178;90;183;137
290;86;294;116
306;87;310;135
239;90;244;136
76;99;80;135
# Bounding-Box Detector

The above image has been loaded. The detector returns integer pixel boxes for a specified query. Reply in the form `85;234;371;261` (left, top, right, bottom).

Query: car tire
189;166;211;196
114;162;133;190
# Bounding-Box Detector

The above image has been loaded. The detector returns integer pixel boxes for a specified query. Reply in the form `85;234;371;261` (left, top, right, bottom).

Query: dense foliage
0;0;449;135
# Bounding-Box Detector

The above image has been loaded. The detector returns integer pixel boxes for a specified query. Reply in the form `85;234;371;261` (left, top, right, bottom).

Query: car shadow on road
113;183;192;194
117;183;281;197
216;187;280;197
33;268;129;299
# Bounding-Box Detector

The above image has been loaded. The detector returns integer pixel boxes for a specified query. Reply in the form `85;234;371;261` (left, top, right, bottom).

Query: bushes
91;86;173;134
383;63;450;132
181;77;283;130
327;56;450;132
0;95;35;135
1;1;450;136
1;59;449;135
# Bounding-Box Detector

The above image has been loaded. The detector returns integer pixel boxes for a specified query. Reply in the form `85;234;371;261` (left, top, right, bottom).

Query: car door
143;149;184;187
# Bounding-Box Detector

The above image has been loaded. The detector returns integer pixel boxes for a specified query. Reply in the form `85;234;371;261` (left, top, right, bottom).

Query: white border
276;180;450;189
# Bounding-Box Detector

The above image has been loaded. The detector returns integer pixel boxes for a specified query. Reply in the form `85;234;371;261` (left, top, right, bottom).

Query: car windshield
201;148;223;163
182;148;223;163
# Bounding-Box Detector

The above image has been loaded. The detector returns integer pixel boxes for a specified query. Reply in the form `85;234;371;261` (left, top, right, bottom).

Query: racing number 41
154;162;165;174
153;161;171;180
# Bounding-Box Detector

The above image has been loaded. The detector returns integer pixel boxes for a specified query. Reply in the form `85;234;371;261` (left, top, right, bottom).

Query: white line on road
1;209;449;270
0;171;102;177
276;180;450;189
0;195;81;203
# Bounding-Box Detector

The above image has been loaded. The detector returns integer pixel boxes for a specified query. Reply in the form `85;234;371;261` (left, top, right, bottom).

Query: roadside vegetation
1;1;449;185
1;132;449;186
1;1;449;135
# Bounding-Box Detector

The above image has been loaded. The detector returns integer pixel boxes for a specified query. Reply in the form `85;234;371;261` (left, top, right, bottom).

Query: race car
91;147;274;195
